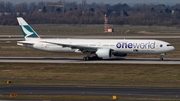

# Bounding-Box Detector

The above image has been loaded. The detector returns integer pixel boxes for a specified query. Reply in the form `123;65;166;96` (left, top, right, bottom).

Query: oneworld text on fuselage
116;42;156;49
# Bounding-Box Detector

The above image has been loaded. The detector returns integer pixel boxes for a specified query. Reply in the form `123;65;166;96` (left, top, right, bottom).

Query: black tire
83;57;87;61
83;57;90;61
160;58;163;61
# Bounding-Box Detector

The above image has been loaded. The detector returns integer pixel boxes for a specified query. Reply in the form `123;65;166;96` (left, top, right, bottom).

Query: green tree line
0;0;180;26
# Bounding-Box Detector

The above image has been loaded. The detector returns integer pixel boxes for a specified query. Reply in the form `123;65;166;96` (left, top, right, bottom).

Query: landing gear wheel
83;57;87;61
83;57;90;61
160;53;165;61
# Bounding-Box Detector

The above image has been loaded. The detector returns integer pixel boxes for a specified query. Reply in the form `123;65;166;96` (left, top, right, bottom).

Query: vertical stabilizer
17;17;40;40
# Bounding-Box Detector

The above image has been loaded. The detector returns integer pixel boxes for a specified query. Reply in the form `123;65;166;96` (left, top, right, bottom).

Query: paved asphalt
0;85;180;98
1;35;180;41
0;57;180;64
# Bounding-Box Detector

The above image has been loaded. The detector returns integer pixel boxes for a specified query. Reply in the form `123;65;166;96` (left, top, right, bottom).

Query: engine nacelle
96;49;111;59
112;51;127;57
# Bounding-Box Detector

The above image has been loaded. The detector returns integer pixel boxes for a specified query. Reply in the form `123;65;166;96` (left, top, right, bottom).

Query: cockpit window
167;44;172;46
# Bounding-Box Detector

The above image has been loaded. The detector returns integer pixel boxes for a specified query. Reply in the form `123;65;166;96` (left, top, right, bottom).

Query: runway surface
0;35;180;40
0;85;180;98
0;57;180;64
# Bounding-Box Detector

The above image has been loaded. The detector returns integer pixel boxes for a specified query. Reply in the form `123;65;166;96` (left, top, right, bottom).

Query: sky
3;0;180;5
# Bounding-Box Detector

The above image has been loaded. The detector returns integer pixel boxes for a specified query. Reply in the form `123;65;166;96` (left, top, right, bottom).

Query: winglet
17;17;40;40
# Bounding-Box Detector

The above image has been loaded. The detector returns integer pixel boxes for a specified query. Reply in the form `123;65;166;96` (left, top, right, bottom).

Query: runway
0;35;180;40
0;85;180;98
0;57;180;64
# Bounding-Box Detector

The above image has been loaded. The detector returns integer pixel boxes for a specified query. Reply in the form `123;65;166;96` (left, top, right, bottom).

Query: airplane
17;17;175;61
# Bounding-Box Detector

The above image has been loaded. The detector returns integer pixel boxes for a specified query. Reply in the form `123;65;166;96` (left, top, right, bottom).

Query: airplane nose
171;46;175;51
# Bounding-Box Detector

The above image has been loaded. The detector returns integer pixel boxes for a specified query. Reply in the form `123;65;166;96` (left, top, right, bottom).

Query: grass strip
0;63;180;87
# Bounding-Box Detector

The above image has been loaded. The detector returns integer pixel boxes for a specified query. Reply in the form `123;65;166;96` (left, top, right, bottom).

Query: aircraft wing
41;41;97;53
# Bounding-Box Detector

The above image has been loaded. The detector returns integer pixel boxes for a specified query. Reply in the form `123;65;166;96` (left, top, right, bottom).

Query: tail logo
20;24;39;38
21;25;34;38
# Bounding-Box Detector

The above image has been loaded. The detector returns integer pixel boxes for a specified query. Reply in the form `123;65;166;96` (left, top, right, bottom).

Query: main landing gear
83;56;102;61
83;57;90;61
83;52;102;61
83;53;91;61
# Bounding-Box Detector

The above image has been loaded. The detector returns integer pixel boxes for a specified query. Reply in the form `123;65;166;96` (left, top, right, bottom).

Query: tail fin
17;17;40;40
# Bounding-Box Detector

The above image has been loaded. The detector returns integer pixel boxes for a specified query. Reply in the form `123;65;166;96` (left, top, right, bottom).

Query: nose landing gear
160;53;166;60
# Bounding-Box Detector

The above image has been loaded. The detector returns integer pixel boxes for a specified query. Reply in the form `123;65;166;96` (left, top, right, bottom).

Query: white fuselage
22;38;174;54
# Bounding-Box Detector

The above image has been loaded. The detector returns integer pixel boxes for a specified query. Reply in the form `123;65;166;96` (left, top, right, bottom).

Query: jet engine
96;49;112;59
